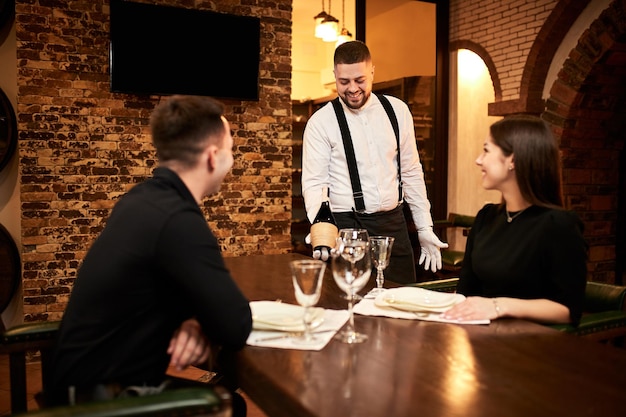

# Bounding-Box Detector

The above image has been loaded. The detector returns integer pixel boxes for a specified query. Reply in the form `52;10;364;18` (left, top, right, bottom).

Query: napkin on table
353;296;490;325
247;304;349;351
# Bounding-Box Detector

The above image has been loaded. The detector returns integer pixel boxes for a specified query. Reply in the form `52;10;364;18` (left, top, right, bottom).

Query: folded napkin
247;304;349;351
353;297;490;325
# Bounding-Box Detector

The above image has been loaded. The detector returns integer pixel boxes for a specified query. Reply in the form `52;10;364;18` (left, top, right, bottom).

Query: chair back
1;321;233;416
448;213;475;228
433;213;475;273
1;321;60;413
584;281;626;312
11;387;232;417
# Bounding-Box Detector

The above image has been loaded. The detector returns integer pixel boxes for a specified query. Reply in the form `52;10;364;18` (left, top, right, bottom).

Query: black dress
457;203;587;324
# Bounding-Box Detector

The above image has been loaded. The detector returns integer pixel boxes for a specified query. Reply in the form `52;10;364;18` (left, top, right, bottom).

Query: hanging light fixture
314;0;329;38
336;28;353;47
321;17;339;42
320;0;339;42
335;0;352;47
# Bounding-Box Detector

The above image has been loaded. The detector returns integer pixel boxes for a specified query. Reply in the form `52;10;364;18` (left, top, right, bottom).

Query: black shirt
51;167;252;389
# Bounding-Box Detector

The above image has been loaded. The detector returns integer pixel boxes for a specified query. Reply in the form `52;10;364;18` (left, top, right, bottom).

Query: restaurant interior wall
0;0;293;328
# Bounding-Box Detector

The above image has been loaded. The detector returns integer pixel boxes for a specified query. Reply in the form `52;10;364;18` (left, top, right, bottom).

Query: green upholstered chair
1;321;232;416
551;281;626;345
433;213;475;272
412;278;626;347
10;387;232;417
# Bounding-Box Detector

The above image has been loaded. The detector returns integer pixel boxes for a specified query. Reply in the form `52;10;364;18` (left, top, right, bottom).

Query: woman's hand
441;296;571;324
441;296;500;321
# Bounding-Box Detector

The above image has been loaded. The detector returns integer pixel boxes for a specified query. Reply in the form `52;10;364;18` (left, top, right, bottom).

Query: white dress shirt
302;93;433;230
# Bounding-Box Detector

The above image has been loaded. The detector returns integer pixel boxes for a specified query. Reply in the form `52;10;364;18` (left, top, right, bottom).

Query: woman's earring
508;165;513;171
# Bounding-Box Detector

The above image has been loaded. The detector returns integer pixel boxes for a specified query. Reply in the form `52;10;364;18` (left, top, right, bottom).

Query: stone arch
543;0;626;283
450;39;502;102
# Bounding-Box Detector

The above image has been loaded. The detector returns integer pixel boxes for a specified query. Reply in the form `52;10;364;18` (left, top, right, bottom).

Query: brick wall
544;1;626;283
16;0;294;322
450;0;559;102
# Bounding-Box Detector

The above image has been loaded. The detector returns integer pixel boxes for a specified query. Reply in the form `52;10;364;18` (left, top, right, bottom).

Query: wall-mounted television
109;0;260;101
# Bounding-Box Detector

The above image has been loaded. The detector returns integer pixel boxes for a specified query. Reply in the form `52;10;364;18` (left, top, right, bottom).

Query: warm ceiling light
336;27;352;47
321;14;339;42
335;0;352;47
314;0;339;42
314;1;328;38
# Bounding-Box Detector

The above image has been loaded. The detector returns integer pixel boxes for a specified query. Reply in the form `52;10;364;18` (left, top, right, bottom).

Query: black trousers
334;204;416;284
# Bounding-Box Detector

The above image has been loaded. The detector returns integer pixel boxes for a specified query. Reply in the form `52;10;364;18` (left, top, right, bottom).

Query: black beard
340;91;370;110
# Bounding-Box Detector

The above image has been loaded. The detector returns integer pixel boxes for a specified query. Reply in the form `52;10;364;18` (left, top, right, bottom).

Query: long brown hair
490;115;564;209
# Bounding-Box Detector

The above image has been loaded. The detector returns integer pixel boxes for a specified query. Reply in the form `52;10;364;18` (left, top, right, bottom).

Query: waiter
302;41;447;284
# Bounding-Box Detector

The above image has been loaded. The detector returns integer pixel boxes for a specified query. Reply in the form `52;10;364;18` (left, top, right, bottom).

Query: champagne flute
290;259;326;345
368;236;395;297
331;239;371;343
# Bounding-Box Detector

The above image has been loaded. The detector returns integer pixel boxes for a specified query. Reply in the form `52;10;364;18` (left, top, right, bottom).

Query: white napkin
353;297;490;325
247;307;350;351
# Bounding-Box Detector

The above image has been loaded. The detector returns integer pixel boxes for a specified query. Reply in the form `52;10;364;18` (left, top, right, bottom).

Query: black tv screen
109;0;260;101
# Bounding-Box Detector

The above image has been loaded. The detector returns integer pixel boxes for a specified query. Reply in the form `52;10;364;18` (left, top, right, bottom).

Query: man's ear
204;145;218;172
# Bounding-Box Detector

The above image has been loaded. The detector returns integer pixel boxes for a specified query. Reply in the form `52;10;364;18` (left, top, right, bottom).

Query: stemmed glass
331;236;372;343
368;236;395;297
290;259;326;345
338;228;370;244
337;228;370;301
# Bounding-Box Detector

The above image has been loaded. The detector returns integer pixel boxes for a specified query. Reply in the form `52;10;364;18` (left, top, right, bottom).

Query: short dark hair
334;40;371;66
150;95;225;167
490;115;564;208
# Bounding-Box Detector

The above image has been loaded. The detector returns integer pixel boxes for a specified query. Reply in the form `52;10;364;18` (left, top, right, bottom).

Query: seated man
48;95;253;416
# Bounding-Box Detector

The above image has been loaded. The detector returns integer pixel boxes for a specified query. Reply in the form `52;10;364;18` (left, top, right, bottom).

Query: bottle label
310;222;339;249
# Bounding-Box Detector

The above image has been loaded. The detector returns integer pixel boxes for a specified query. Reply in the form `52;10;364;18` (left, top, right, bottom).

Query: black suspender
331;97;366;212
376;94;403;200
331;93;403;213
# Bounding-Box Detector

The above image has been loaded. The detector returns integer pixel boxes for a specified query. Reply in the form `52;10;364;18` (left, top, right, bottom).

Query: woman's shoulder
476;203;500;219
470;203;501;230
536;207;584;233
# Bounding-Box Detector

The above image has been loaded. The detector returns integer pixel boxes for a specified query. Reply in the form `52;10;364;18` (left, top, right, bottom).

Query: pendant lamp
314;1;329;38
335;0;352;47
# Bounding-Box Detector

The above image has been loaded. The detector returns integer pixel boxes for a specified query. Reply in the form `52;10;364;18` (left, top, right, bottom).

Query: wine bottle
310;187;338;251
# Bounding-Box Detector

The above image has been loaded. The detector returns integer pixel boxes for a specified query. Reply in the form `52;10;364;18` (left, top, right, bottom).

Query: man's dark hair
334;40;371;65
150;95;225;167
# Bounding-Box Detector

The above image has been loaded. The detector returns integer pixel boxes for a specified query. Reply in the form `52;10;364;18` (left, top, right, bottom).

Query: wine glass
338;228;370;245
331;238;372;343
368;236;395;297
337;228;369;300
290;259;326;345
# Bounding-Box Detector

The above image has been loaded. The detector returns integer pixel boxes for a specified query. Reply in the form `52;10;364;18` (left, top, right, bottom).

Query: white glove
304;233;331;261
417;227;449;272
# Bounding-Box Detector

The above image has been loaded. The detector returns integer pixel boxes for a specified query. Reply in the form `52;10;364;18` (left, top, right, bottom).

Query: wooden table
225;253;626;417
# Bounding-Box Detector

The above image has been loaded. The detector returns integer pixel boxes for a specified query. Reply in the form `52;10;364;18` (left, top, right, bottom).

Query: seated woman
441;115;587;325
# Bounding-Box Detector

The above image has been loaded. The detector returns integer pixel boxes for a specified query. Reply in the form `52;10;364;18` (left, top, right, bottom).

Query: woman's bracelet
492;298;501;318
